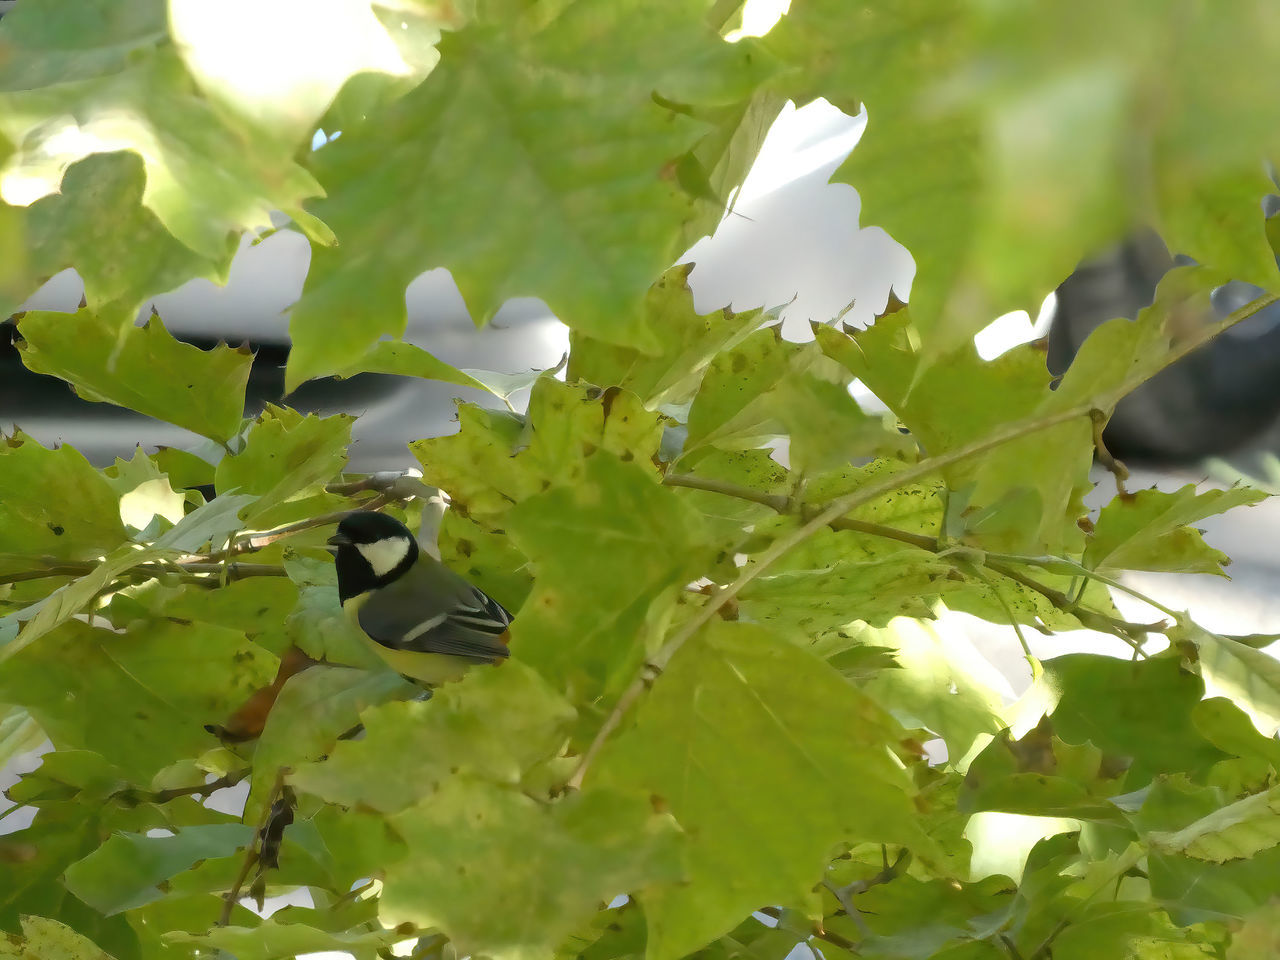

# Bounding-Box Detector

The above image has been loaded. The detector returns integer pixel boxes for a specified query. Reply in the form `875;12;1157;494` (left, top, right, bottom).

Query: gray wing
356;557;512;663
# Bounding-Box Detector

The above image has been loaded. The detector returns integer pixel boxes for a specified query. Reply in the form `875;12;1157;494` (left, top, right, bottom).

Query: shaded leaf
167;920;401;960
1044;654;1228;787
285;6;771;386
1150;784;1280;862
506;453;713;702
0;619;275;780
596;621;936;960
292;661;575;812
0;433;126;571
383;779;681;960
16;307;252;443
64;824;253;915
0;0;323;258
214;407;352;526
24;151;234;309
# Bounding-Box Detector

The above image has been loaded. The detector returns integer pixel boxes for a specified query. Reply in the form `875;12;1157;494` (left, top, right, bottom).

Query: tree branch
574;280;1277;791
219;767;287;926
756;906;860;955
662;475;1161;648
568;402;1112;791
113;768;249;807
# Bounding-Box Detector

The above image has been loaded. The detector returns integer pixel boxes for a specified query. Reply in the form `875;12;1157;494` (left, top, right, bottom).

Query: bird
326;511;512;685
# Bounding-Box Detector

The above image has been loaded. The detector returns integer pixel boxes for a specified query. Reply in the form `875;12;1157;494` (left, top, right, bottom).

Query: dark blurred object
1047;227;1280;463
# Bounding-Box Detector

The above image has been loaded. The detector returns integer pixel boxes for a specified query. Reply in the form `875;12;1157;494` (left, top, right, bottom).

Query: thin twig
756;906;860;955
1000;934;1027;960
202;496;392;564
663;475;1161;649
568;402;1107;791
1089;408;1129;497
113;768;249;807
219;768;286;926
821;846;910;940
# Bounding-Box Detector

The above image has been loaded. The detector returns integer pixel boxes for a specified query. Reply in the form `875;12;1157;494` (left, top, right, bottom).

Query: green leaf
569;263;764;407
1044;654;1228;788
108;576;298;638
506;453;713;702
1177;621;1280;738
0;707;44;772
64;824;252;916
24;151;234;310
248;664;413;819
0;433;127;571
413;380;666;527
0;0;323;260
740;549;958;634
16;307;253;443
595;621;936;960
151;493;258;553
411;404;530;518
213;406;352;526
853;618;1005;762
1193;698;1280;771
0;619;275;780
1086;485;1267;576
0;547;160;663
382;778;681;960
768;1;1280;347
961;718;1127;821
328;339;492;391
1150;784;1280;863
292;661;575;812
685;327;796;451
166;921;402;960
815;313;1091;555
0;915;116;960
285;7;772;387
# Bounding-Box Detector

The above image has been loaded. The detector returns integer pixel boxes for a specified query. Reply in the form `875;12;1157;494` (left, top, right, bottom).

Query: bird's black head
327;512;419;602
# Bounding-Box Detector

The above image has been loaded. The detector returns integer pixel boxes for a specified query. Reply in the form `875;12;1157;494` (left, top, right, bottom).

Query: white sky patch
725;0;792;42
972;292;1059;361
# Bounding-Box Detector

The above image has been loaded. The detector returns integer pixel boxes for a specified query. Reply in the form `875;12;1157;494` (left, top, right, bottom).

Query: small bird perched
327;512;512;684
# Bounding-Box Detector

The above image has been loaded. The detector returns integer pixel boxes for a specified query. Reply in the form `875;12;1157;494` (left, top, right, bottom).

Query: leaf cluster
1;3;1280;960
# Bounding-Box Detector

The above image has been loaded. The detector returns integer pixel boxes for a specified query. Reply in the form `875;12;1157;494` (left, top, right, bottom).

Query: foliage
1;3;1280;960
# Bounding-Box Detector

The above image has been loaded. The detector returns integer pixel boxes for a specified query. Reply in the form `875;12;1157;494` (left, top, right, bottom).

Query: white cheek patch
356;536;412;577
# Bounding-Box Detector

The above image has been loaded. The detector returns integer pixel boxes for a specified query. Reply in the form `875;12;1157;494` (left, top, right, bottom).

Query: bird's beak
326;532;351;547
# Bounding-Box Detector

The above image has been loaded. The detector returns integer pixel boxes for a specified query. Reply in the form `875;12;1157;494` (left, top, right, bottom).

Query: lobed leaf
63;824;253;916
382;779;681;960
506;453;713;703
1087;484;1266;576
16;308;253;443
595;620;938;960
